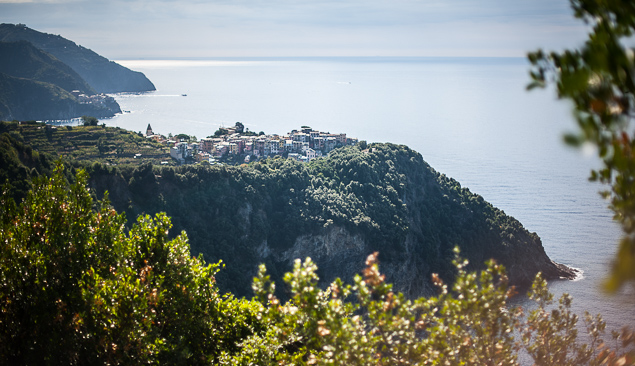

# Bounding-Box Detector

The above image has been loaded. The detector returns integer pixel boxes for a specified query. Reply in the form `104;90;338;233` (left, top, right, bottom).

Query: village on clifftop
144;123;359;165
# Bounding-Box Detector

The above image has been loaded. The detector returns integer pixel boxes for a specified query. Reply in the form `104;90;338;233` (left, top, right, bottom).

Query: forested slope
0;23;155;93
0;73;119;121
84;144;575;297
0;40;95;95
2;164;628;365
0;123;574;297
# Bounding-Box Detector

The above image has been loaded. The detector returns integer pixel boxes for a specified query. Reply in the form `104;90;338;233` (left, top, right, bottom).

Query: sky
0;0;589;59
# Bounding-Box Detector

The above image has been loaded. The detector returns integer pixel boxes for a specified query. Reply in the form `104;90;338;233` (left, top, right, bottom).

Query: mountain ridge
0;40;95;95
0;23;155;93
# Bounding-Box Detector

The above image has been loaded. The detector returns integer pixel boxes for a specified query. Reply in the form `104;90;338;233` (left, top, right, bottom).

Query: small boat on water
182;94;187;97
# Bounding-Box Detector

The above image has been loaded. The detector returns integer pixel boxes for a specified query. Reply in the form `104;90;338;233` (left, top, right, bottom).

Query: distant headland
0;23;154;121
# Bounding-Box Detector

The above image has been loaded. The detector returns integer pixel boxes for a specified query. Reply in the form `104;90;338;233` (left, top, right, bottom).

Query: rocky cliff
264;225;436;296
241;147;576;297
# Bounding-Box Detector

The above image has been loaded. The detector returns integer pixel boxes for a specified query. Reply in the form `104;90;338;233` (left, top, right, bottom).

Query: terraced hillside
0;121;170;165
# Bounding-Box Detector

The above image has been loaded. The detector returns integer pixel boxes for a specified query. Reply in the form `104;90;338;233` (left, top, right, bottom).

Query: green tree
97;136;106;156
0;163;259;365
81;115;98;126
528;0;635;290
175;133;191;141
214;128;229;137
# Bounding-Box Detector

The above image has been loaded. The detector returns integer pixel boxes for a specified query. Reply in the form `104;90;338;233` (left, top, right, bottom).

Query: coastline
555;262;584;281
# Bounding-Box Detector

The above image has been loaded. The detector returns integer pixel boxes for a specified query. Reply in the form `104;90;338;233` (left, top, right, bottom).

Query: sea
104;57;634;334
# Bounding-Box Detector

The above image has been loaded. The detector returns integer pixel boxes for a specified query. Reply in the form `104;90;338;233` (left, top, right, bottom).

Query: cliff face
0;24;155;93
81;143;575;298
266;219;574;298
259;225;436;296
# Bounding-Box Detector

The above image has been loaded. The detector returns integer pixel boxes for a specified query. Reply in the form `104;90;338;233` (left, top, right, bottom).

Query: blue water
107;57;634;332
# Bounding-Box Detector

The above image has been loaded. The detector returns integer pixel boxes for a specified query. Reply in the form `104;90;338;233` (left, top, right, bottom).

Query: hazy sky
0;0;589;59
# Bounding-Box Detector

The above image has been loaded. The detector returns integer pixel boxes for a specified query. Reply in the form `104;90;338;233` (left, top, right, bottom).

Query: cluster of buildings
70;90;117;109
146;124;358;165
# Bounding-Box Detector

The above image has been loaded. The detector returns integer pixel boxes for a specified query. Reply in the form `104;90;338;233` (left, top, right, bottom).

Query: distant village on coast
144;122;359;165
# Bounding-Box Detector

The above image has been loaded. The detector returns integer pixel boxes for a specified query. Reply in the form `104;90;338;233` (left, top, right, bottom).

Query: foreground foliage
528;0;635;290
0;165;259;364
234;251;635;366
1;167;633;365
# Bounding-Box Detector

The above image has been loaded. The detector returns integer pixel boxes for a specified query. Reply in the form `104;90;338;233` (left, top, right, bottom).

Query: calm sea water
108;57;634;332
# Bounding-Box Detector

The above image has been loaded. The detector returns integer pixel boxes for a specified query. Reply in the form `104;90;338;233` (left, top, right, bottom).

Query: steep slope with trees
0;23;155;93
0;165;258;364
0;40;95;95
79;143;575;297
0;73;120;121
0;125;575;297
0;34;127;120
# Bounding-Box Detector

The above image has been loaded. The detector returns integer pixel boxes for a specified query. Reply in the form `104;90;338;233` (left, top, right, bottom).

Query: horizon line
113;55;529;61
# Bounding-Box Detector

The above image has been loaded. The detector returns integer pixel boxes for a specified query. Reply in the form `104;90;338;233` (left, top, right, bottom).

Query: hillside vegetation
0;40;95;95
0;121;574;298
0;73;120;121
0;121;169;166
0;40;122;120
0;23;155;120
99;144;573;297
0;23;155;93
1;166;632;365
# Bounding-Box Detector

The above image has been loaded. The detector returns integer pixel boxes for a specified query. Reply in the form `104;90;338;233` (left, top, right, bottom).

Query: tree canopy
0;163;259;364
81;115;99;126
1;165;634;365
528;0;635;290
